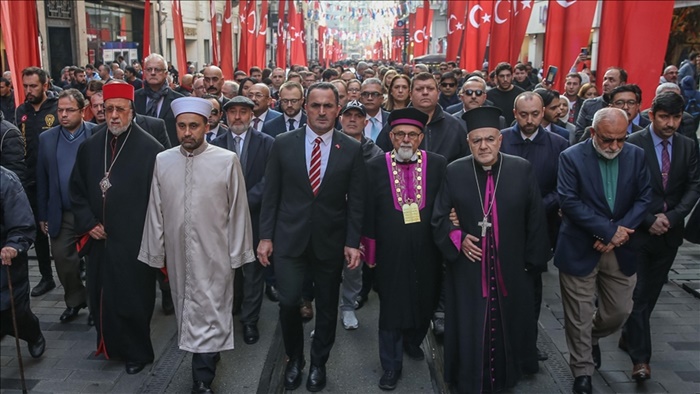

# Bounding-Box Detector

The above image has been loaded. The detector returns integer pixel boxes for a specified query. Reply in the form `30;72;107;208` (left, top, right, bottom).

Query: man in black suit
261;81;307;138
575;67;627;141
212;96;274;345
258;82;365;392
622;92;700;382
563;73;584;124
359;78;389;142
134;53;184;146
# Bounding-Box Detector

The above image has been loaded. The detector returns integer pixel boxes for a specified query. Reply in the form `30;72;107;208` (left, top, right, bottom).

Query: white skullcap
171;97;213;119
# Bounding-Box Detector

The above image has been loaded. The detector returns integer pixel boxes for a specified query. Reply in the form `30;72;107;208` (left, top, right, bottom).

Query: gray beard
396;146;416;161
592;138;622;160
109;124;129;136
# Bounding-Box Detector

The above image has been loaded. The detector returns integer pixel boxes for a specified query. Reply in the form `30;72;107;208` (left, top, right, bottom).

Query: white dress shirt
305;126;333;181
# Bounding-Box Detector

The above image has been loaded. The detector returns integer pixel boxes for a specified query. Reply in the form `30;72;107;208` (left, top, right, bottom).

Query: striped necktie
309;137;322;195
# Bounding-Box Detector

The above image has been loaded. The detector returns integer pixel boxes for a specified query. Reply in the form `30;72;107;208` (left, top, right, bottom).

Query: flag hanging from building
143;0;151;60
171;0;187;74
488;0;533;66
0;0;41;104
220;0;234;77
210;0;219;66
445;0;467;63
289;0;307;67
543;0;596;90
462;0;493;72
237;0;256;73
411;0;433;58
597;1;673;109
276;0;287;68
255;0;269;68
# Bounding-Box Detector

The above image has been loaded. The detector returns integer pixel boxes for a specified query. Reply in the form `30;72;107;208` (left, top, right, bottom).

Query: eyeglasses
461;89;484;97
596;134;628;144
611;100;638;108
145;67;166;74
440;82;456;88
348;88;361;93
247;93;265;99
391;131;421;140
280;98;301;105
211;109;220;115
104;106;129;114
360;91;382;99
57;108;82;114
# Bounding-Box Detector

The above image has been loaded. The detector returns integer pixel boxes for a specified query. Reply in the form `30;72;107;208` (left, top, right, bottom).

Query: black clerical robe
69;124;163;363
431;153;551;393
362;151;446;330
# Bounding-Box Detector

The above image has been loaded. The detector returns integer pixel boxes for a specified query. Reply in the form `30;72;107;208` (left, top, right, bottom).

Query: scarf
144;83;169;117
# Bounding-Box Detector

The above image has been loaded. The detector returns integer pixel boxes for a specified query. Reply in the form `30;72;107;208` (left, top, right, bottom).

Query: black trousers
623;236;678;364
0;299;42;344
378;324;430;371
277;243;343;366
192;352;219;385
26;187;52;281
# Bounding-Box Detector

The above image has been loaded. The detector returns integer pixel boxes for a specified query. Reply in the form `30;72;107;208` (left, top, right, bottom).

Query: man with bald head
203;65;226;101
246;83;281;132
176;74;193;96
661;65;679;84
269;68;286;100
556;108;651;394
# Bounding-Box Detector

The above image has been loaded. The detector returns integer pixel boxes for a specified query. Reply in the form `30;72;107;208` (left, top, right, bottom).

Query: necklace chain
390;150;423;206
473;156;502;219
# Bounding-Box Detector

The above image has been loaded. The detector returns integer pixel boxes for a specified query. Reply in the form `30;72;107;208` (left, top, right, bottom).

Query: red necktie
309;137;322;195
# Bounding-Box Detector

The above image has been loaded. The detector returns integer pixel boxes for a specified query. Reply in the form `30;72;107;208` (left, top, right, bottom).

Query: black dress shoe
243;324;259;344
355;294;367;310
404;344;425;361
31;279;56;297
284;357;305;390
162;291;175;315
60;303;87;322
537;347;549;361
87;314;95;326
125;361;147;374
28;333;46;358
378;369;401;391
573;375;592;394
265;285;279;302
432;317;445;337
592;344;601;369
306;364;326;392
191;380;213;393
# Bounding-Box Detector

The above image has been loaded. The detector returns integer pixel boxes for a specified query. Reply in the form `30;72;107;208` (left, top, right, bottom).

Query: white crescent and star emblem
447;14;458;34
469;5;491;28
494;0;510;24
258;15;268;36
414;27;427;43
247;11;256;34
556;0;577;8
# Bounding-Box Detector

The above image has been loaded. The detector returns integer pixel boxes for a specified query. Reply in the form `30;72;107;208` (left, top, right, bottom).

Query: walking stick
5;266;28;393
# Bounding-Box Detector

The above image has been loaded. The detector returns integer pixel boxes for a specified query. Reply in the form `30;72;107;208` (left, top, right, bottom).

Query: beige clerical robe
138;143;255;353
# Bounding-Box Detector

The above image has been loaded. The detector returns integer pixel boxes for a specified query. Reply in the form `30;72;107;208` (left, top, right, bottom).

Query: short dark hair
494;62;513;76
22;67;49;84
606;67;628;84
0;77;10;87
565;73;582;84
86;80;104;93
609;84;642;105
85;63;95;70
236;77;258;96
411;72;437;91
74;67;85;75
650;91;685;115
440;72;457;82
305;81;339;105
533;88;560;107
58;88;87;109
249;66;262;74
125;66;137;75
514;63;527;72
321;68;339;81
689;52;698;61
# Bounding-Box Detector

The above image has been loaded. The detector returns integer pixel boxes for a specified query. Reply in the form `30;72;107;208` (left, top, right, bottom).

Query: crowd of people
1;51;700;394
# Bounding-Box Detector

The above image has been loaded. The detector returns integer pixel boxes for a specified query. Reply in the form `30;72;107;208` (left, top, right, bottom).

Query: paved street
1;242;699;393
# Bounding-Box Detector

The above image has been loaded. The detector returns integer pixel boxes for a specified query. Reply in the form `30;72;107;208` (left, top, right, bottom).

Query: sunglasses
461;89;484;97
440;82;456;88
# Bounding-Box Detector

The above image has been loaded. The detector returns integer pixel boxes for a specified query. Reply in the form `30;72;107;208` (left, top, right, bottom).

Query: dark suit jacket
554;139;652;277
212;128;274;242
134;114;171;148
578;122;643;142
627;128;700;247
261;112;307;138
36;122;96;237
570;96;584;124
257;109;282;131
134;87;184;147
259;128;365;260
574;96;606;142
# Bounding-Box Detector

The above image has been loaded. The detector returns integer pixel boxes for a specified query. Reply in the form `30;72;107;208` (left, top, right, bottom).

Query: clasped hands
256;240;361;269
593;225;634;253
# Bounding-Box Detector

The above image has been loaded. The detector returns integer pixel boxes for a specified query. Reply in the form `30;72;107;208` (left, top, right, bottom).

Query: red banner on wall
289;0;307;67
1;0;41;104
461;0;493;72
171;0;187;73
412;0;433;58
220;0;233;77
143;0;151;60
445;1;467;63
276;0;288;68
254;0;269;69
209;0;219;66
488;0;533;67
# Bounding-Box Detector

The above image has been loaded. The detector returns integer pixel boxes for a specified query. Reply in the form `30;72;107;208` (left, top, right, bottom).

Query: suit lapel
159;92;174;119
640;130;664;189
583;142;613;216
293;128;314;196
317;130;341;196
244;131;261;177
668;134;684;188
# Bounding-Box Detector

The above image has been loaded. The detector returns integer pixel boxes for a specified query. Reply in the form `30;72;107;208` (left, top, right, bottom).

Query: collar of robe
180;140;209;157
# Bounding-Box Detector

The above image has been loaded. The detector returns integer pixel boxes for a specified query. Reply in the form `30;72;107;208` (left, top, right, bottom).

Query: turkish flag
489;0;534;66
171;0;187;74
445;1;467;63
412;0;433;58
0;0;41;104
143;0;151;60
543;0;596;90
462;0;493;72
254;0;269;68
276;0;287;68
209;0;219;66
289;0;307;67
597;1;673;109
318;26;327;67
237;0;255;73
220;0;234;78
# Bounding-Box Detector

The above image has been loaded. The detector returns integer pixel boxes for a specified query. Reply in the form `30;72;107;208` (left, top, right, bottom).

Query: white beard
396;146;416;161
592;138;622;160
108;124;129;136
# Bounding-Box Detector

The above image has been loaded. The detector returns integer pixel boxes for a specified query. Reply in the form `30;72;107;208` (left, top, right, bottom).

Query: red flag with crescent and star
237;0;255;72
276;0;287;68
255;0;269;68
412;0;433;58
220;0;234;77
209;0;219;66
0;0;41;104
597;0;673;109
446;1;467;64
462;0;494;72
543;0;596;90
289;0;307;67
143;0;151;60
488;0;533;66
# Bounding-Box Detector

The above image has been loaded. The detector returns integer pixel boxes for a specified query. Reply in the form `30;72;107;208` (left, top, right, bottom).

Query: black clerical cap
461;106;502;133
387;107;429;129
223;96;254;111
